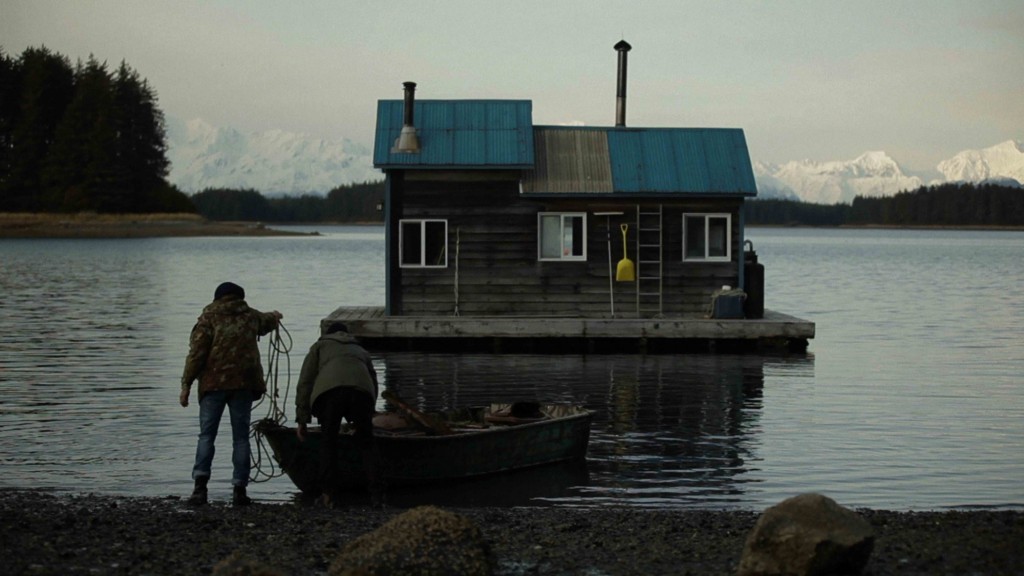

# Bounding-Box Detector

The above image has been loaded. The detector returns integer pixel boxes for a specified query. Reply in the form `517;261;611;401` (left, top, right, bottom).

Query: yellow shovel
616;223;635;282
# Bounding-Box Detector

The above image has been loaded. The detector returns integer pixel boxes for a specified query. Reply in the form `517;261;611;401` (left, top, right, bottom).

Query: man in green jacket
295;321;381;507
181;282;282;506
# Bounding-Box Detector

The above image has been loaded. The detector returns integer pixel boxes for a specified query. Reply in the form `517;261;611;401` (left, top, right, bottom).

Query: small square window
683;214;731;261
400;219;447;267
538;213;587;261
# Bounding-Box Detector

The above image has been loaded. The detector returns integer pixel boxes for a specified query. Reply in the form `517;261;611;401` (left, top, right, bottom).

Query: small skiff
254;402;594;493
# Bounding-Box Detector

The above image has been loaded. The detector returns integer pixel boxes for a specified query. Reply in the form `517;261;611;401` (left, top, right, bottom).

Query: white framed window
399;219;447;268
683;213;731;261
538;212;587;261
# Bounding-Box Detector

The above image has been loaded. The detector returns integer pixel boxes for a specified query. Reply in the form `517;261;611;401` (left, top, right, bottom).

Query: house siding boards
392;177;610;317
658;200;744;316
389;173;742;318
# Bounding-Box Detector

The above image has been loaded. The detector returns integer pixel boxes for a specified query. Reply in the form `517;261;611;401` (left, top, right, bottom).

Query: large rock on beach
737;493;875;576
328;505;493;576
212;551;284;576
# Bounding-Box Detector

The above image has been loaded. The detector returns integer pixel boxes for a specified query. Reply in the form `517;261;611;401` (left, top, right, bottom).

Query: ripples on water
1;227;1022;510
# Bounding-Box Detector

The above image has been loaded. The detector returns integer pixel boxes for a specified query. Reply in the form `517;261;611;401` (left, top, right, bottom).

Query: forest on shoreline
1;46;192;214
0;45;385;223
747;182;1024;228
8;177;1023;230
190;181;1024;229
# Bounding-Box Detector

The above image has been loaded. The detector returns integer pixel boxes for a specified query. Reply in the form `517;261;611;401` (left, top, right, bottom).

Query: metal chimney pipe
402;81;416;127
392;81;421;153
614;40;631;127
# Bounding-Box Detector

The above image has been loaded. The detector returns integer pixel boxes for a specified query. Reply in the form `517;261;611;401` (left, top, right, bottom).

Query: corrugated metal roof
520;128;614;194
373;98;757;197
522;126;757;196
373;100;534;168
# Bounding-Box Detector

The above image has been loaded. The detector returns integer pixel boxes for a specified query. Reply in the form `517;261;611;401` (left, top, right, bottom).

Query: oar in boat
381;389;453;435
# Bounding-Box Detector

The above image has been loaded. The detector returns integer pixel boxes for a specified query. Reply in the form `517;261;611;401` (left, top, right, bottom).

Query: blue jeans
192;389;253;487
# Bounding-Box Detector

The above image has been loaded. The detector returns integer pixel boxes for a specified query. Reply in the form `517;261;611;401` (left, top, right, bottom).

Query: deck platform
323;307;815;354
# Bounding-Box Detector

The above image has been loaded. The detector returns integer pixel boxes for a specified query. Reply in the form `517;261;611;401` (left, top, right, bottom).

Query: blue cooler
710;286;747;319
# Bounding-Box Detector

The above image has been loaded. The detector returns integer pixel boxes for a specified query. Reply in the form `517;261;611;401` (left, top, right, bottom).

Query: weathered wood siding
658;200;744;317
388;171;742;318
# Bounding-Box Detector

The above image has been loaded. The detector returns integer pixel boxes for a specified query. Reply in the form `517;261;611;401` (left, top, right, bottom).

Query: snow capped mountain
753;152;923;204
164;117;1022;203
755;142;1024;204
936;140;1024;184
165;117;381;195
748;165;800;201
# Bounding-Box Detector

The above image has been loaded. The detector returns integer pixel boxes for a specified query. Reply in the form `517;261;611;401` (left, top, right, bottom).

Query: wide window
538;213;587;261
400;219;447;268
683;213;731;261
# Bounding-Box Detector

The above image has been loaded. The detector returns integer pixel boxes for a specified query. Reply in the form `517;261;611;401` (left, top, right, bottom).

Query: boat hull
256;404;594;493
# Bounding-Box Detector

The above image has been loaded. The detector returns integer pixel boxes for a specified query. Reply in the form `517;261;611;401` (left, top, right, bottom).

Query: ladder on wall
635;204;664;318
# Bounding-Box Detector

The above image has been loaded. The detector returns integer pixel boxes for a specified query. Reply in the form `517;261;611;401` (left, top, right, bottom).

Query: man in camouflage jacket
180;281;282;506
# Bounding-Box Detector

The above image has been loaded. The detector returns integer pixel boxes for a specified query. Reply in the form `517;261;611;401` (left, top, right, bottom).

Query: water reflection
371;352;807;509
364;460;591;509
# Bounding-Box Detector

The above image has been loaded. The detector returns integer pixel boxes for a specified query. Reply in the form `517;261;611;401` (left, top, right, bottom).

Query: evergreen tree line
190;180;385;223
745;183;1024;227
194;181;1022;227
0;46;193;213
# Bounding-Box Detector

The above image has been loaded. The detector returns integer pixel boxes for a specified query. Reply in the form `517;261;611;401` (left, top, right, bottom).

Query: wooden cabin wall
586;199;743;318
391;171;742;318
394;175;617;317
657;199;743;317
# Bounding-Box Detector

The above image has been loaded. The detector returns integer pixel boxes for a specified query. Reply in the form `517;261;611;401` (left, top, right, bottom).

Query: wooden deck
322;307;815;354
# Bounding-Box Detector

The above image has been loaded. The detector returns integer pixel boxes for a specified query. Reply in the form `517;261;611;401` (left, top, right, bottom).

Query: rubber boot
232;485;252;507
188;476;208;506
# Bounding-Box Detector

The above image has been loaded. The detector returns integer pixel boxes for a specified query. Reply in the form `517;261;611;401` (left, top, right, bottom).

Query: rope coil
249;322;293;483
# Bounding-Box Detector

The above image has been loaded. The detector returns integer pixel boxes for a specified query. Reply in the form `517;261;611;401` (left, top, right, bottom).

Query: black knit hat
214;282;245;300
325;322;348;334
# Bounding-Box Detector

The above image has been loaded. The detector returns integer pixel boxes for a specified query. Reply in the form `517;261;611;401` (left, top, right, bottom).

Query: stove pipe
392;81;420;153
614;40;631;127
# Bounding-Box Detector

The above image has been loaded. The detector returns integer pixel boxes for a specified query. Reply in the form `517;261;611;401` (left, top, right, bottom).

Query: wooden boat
254;402;594;493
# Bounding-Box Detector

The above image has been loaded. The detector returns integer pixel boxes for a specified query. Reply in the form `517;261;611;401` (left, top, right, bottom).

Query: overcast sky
4;0;1023;175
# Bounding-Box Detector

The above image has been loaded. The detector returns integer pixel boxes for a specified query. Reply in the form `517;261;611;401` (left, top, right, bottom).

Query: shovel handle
620;223;629;252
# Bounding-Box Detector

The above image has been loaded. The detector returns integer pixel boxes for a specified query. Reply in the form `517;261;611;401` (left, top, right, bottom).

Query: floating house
327;41;814;353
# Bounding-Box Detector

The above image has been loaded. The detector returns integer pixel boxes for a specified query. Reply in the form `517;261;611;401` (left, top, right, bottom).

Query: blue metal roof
373;100;534;169
520;126;757;196
373;98;757;197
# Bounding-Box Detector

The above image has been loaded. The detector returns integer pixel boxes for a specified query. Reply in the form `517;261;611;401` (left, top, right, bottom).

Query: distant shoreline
0;212;311;238
3;213;1020;239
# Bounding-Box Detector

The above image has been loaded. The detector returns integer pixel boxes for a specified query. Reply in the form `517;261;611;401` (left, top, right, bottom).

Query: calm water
1;226;1022;510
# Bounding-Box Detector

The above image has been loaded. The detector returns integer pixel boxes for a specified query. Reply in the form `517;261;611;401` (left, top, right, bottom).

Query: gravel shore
2;490;1021;575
